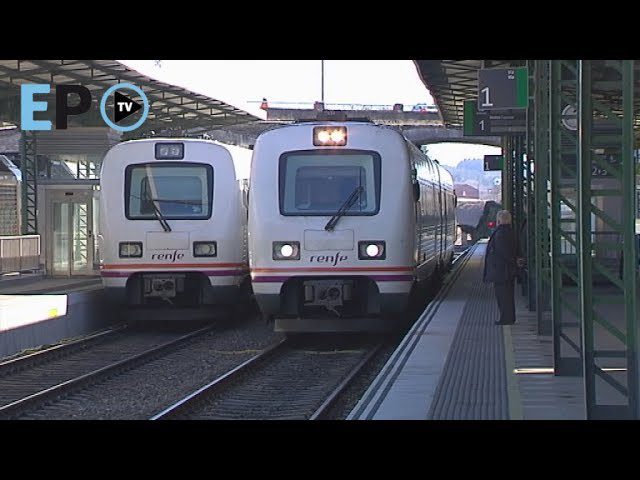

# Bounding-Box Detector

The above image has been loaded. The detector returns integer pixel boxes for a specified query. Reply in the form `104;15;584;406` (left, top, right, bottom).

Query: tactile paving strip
427;253;509;420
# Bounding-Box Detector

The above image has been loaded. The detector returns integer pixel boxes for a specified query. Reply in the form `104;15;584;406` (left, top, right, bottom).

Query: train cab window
125;162;213;220
279;151;381;216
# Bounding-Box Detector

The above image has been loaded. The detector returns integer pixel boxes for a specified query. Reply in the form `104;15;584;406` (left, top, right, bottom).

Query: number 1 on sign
480;87;493;107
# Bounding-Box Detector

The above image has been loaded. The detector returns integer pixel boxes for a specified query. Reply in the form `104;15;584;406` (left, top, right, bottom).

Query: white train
99;138;250;318
248;121;456;332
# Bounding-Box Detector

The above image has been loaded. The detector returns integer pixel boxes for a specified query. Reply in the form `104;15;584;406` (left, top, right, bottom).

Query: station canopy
415;60;640;135
0;60;259;132
414;60;526;127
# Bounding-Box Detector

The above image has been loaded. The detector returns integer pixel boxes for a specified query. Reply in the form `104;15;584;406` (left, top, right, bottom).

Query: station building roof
0;60;259;131
414;60;640;137
414;60;526;128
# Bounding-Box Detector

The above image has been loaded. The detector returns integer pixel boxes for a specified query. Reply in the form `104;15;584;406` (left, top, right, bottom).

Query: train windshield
125;162;213;220
279;151;381;216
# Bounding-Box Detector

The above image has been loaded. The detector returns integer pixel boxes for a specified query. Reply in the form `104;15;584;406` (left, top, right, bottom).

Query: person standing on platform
483;210;518;325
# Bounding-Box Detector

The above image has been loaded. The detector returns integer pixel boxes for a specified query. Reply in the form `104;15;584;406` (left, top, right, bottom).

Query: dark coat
483;224;517;283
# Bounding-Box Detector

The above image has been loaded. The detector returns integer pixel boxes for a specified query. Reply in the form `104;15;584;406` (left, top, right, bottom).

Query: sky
120;60;500;167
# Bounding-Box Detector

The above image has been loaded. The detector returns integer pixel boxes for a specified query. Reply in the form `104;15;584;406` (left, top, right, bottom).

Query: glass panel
71;202;90;274
52;202;70;275
126;163;213;220
280;152;379;215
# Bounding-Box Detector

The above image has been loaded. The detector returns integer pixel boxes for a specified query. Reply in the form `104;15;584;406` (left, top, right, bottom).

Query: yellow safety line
503;325;524;420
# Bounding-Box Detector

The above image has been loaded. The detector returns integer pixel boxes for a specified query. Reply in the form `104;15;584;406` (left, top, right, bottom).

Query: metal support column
512;136;527;296
19;131;38;235
511;137;517;217
577;60;595;412
526;60;537;311
549;60;583;376
534;60;551;334
503;136;513;213
623;61;639;419
511;137;522;234
578;60;638;419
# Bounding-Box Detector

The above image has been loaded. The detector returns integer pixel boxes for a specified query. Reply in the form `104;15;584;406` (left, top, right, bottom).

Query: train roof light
313;126;347;146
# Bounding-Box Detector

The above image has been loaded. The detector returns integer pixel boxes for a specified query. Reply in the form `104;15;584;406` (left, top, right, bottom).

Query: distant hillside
442;158;500;190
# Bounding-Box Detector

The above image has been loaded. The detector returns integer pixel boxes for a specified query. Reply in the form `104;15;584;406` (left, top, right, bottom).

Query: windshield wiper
134;194;172;232
324;186;364;232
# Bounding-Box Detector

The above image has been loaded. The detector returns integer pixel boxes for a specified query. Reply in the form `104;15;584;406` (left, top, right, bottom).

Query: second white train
99;138;251;318
247;121;456;332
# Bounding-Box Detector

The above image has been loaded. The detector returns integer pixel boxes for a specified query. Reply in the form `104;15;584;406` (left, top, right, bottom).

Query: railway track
0;324;217;420
0;250;468;421
152;251;469;421
151;336;384;420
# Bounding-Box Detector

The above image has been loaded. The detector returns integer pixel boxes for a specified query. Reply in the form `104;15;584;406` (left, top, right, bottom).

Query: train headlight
194;241;217;257
313;126;347;146
358;241;386;260
273;241;300;260
366;244;380;257
119;242;143;258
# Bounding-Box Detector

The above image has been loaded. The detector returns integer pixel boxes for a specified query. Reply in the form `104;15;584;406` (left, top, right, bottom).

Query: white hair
496;210;512;225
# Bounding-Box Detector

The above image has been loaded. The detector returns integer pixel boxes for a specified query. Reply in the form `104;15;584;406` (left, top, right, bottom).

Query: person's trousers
493;280;515;324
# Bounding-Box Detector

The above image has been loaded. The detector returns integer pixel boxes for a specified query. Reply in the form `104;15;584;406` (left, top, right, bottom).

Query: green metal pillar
549;60;583;376
512;135;527;297
623;62;639;419
578;60;638;419
20;131;38;235
514;136;520;236
503;136;514;213
525;60;537;311
511;137;516;222
577;60;595;412
534;60;551;334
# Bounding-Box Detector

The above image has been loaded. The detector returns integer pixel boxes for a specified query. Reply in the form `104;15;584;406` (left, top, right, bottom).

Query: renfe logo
21;82;149;132
151;250;185;262
310;252;348;266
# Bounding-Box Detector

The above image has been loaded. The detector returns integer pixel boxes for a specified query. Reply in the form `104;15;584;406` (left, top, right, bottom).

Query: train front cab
99;139;249;320
250;123;433;333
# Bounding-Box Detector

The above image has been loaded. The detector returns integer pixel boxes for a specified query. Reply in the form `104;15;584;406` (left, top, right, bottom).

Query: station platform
0;275;112;359
0;274;102;295
348;241;591;420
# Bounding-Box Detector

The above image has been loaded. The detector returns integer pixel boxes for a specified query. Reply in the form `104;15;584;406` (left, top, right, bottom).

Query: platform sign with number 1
478;68;528;110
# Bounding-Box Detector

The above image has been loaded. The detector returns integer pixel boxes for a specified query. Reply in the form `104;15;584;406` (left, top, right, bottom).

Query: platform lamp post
321;60;325;105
